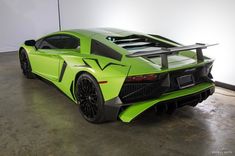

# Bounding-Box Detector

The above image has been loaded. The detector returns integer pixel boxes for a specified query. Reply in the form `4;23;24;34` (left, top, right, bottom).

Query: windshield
106;35;175;54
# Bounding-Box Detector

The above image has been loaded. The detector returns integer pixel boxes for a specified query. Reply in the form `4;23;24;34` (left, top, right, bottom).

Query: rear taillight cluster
125;74;158;82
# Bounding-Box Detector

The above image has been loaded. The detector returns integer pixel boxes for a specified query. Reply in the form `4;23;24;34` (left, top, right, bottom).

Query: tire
19;49;36;79
75;73;105;123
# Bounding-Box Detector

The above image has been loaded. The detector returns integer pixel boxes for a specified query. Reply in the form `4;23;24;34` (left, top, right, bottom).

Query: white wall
0;0;59;52
0;0;234;85
60;0;235;85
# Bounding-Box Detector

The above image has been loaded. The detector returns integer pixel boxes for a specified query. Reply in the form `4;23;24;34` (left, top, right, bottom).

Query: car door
30;34;80;81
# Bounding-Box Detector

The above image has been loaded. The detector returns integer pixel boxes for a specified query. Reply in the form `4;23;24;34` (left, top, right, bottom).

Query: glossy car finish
19;28;215;123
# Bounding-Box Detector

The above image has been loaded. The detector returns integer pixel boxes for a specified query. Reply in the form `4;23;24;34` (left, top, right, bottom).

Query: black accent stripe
82;58;125;71
83;59;92;68
59;61;67;82
70;81;75;100
73;60;91;68
215;81;235;91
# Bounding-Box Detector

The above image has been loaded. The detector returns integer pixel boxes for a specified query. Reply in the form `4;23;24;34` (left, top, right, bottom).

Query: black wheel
19;49;36;79
75;73;105;123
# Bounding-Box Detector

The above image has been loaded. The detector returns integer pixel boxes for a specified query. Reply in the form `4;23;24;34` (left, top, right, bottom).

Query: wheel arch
70;58;130;102
74;70;101;91
19;47;28;57
19;47;24;53
74;70;97;87
19;47;31;59
18;46;36;79
73;70;105;103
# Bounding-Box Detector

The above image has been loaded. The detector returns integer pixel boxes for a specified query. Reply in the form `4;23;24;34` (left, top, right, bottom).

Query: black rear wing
126;43;218;69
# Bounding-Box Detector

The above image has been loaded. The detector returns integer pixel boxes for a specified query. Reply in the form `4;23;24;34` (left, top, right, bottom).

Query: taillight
125;74;158;82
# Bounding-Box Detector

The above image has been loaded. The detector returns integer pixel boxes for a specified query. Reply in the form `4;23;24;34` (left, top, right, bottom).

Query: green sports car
19;28;215;123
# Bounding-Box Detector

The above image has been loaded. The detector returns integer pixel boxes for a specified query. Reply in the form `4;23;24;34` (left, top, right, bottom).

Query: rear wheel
19;49;36;79
75;73;105;123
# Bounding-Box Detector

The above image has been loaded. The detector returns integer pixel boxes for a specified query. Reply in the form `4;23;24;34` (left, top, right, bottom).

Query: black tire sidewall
75;73;105;123
19;49;35;79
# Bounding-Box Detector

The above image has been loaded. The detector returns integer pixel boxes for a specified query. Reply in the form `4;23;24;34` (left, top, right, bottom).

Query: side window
38;35;80;49
91;39;122;61
35;38;43;49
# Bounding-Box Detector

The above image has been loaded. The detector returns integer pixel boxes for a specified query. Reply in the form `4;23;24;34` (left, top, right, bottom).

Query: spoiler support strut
196;48;204;63
126;43;217;69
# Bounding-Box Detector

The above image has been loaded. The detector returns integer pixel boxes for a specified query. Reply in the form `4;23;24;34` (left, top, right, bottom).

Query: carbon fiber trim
59;61;67;82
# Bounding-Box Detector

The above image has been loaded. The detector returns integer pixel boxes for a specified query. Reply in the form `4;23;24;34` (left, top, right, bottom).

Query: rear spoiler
126;43;218;69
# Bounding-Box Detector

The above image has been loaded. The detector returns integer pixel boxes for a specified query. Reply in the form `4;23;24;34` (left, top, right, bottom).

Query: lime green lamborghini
19;28;216;123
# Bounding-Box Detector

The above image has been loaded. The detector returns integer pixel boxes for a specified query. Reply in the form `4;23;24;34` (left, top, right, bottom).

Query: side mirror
24;40;36;46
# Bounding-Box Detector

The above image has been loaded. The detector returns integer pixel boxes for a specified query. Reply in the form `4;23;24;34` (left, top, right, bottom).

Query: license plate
177;75;195;89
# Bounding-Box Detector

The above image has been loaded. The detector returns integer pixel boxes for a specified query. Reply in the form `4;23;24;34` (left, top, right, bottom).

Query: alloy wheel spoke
77;77;99;120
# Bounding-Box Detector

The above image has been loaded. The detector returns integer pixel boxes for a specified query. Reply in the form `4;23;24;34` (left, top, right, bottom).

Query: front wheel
19;49;36;79
75;73;105;123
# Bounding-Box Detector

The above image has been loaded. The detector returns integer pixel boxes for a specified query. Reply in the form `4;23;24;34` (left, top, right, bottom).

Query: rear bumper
103;82;215;122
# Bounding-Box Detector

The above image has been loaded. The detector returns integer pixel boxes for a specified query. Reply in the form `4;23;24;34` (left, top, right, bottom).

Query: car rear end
119;62;214;103
105;34;215;122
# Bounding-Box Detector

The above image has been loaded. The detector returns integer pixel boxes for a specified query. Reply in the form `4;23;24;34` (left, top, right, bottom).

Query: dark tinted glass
35;39;43;49
39;35;80;49
91;40;122;61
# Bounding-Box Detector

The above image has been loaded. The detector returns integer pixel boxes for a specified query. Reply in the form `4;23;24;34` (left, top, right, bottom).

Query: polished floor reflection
0;52;234;156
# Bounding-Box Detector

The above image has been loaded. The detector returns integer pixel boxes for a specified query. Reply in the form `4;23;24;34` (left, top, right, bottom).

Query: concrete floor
0;52;235;156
